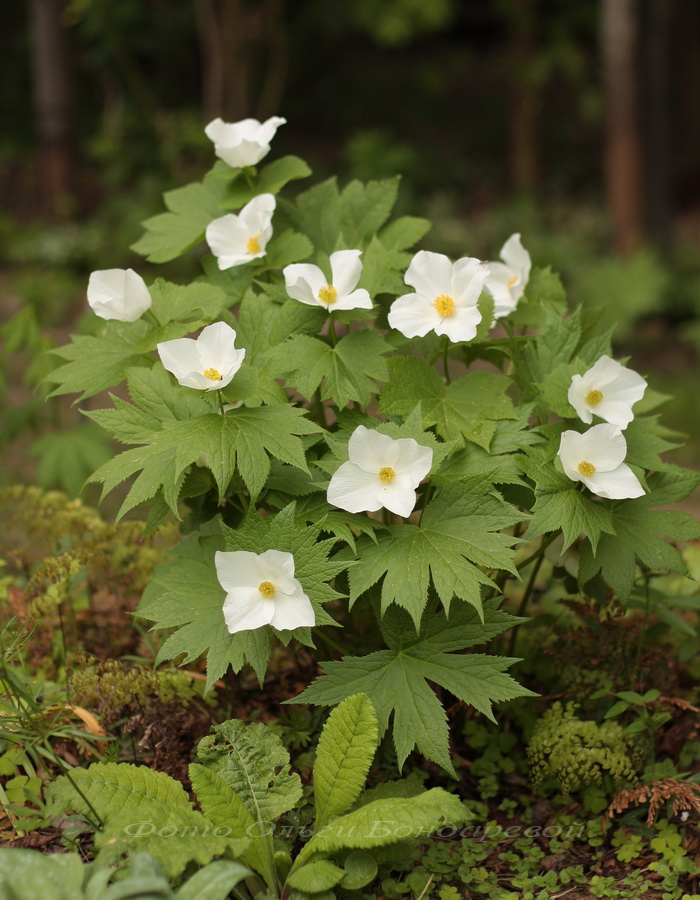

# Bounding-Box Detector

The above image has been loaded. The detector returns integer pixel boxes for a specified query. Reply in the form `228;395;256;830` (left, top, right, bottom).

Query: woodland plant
36;115;699;849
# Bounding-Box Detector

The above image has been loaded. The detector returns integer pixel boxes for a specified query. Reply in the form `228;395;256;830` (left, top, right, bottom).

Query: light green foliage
30;424;113;498
45;763;245;878
48;282;228;401
273;330;390;408
313;693;379;829
578;466;700;598
347;482;524;623
0;849;250;900
138;506;344;688
527;702;640;795
380;357;518;450
296;599;534;773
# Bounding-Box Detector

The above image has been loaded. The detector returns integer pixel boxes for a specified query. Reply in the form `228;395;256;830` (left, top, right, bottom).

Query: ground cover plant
1;116;699;897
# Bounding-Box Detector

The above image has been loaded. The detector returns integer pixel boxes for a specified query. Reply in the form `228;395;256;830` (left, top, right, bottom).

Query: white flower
568;355;647;429
544;534;580;578
87;269;152;322
215;548;315;634
283;250;372;312
387;250;487;342
204;116;286;168
484;233;531;318
205;194;276;270
157;321;245;391
557;424;644;499
327;425;433;518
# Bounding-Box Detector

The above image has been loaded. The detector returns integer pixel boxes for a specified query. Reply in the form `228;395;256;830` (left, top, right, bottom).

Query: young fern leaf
313;693;379;831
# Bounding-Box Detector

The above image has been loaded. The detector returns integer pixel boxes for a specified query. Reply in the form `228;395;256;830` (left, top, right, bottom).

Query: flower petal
222;587;275;634
347;426;400;472
583;464;645;499
206;214;250;262
240;193;276;232
434;304;482;342
327;461;384;513
388;292;441;338
284;264;326;305
196;322;239;370
269;586;315;630
403;250;453;297
257;549;297;595
451;257;487;306
379;475;419;518
215;550;265;592
330;250;362;296
333;288;373;311
499;233;531;279
576;423;627;471
157;337;201;383
395;439;433;483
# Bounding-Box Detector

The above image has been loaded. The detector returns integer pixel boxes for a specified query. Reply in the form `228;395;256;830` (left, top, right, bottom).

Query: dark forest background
2;0;700;484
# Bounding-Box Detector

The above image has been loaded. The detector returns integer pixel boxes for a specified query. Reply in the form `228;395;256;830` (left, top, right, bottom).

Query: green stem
442;335;452;384
217;391;227;416
633;567;652;690
328;314;337;347
508;541;549;656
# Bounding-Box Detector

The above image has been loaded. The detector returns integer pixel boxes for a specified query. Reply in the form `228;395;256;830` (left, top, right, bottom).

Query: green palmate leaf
132;177;226;263
237;292;326;362
89;404;322;518
147;279;228;330
348;482;523;624
624;415;682;470
139;508;344;688
294;494;381;550
30;424;113;497
284;178;342;253
313;694;379;830
380;357;518;450
264;229;314;269
520;443;616;552
524;266;567;311
47;319;152;401
379;215;432;250
273;331;390;408
357;234;410;296
339;177;400;245
578;467;700;599
296;788;467;866
45;763;242;878
0;850;85;900
220;155;312;208
47;280;228;402
295;598;532;772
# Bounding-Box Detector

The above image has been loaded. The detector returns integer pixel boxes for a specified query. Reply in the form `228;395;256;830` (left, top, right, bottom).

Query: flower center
433;294;455;317
246;234;261;254
378;466;396;484
577;461;596;477
586;389;603;406
507;274;519;288
203;367;222;381
258;580;275;599
318;284;338;305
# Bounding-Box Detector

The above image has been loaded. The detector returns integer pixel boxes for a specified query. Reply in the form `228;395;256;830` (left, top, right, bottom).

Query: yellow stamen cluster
433;294;455;317
246;234;261;254
203;368;222;381
578;461;596;477
318;284;338;305
586;389;603;406
378;466;396;484
258;581;275;599
507;275;519;288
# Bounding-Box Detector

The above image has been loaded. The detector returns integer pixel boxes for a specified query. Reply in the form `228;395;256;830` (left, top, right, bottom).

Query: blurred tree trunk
29;0;74;218
508;0;539;195
601;0;644;253
194;0;287;122
643;0;672;253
